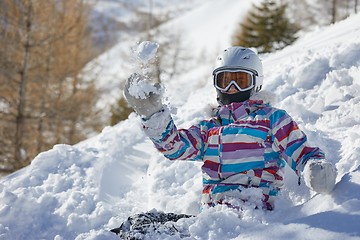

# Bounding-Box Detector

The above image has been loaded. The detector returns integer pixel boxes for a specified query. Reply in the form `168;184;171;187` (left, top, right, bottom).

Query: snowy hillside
86;0;259;116
1;0;360;239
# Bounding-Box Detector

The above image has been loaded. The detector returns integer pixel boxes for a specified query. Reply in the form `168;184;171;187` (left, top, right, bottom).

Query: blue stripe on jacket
222;127;268;139
221;161;265;173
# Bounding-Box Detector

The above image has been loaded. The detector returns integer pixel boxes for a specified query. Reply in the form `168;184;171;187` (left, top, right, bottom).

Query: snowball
127;74;161;99
136;41;159;63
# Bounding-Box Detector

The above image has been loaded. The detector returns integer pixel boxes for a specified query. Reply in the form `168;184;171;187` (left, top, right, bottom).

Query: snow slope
86;0;259;116
1;1;360;239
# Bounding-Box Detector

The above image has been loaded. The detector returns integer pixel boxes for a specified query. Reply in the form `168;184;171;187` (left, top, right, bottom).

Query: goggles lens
214;70;254;92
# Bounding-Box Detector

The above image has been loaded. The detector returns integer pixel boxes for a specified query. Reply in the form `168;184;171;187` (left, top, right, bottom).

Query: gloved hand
123;73;163;119
303;159;337;194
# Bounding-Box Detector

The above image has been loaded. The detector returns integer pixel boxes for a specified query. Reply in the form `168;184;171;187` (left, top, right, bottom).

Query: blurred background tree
110;97;133;125
232;0;300;53
0;0;101;174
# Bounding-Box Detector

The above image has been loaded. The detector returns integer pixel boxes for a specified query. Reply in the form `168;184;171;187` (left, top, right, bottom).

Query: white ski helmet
213;47;264;104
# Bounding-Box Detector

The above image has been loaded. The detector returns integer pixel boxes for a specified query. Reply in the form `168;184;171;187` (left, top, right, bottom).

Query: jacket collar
215;91;274;124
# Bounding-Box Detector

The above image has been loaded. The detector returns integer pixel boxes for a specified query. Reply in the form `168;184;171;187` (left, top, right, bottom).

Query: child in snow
124;46;337;211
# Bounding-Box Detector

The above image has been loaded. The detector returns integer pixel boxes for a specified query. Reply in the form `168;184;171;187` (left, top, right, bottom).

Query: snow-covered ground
1;0;360;239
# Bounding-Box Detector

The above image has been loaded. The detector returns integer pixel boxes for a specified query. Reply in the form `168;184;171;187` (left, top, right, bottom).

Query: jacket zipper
218;127;223;180
218;108;232;180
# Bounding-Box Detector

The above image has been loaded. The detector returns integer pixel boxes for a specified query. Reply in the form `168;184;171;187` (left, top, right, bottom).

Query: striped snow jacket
143;99;325;210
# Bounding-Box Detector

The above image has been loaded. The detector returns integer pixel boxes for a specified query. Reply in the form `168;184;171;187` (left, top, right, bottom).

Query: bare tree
0;0;36;170
0;0;100;176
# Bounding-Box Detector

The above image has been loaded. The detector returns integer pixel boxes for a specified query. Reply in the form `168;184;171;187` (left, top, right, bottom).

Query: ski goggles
213;69;255;92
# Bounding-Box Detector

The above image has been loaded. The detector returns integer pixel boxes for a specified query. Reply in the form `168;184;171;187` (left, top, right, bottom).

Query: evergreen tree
233;0;300;53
